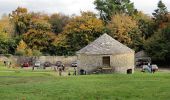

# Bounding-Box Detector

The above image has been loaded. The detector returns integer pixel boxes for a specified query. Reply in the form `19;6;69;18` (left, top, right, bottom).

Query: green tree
49;13;70;34
9;7;31;35
144;25;170;65
133;11;154;39
152;0;168;28
94;0;137;23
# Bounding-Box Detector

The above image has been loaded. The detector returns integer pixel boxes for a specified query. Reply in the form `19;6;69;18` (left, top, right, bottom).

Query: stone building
76;33;135;74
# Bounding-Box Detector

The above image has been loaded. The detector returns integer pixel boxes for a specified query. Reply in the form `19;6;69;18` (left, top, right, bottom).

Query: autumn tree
23;29;55;55
18;12;55;55
0;15;14;36
30;19;51;31
15;40;28;56
30;12;51;31
107;14;143;51
9;7;31;35
94;0;137;23
53;12;105;55
49;13;70;34
0;17;16;54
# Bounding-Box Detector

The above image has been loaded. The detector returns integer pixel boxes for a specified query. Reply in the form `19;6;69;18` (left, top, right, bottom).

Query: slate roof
76;33;134;55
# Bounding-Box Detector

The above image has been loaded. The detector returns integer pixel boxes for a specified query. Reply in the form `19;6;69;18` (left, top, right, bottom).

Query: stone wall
38;56;77;65
111;53;134;74
77;54;103;74
77;53;135;74
0;56;77;67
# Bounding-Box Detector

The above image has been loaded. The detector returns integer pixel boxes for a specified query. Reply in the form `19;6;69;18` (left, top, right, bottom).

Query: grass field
0;65;170;100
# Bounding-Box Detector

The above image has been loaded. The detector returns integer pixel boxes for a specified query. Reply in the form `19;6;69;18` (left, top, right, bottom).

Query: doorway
127;69;132;74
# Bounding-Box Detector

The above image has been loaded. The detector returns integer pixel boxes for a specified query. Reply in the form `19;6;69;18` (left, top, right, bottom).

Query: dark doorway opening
127;69;132;74
80;69;86;75
103;56;110;67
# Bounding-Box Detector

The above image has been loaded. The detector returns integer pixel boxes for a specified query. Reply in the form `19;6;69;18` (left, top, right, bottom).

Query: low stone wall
0;55;77;67
38;56;77;65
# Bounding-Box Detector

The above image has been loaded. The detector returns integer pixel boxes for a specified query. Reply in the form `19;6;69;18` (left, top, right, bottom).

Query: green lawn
0;65;170;100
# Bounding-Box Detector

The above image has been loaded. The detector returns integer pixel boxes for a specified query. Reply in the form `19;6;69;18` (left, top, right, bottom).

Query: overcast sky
0;0;170;17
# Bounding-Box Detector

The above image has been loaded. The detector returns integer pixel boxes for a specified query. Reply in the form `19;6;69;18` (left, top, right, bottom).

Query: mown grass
0;65;170;100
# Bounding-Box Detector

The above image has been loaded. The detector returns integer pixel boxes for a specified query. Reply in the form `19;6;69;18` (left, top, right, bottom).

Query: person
9;61;11;68
68;71;71;76
148;62;152;73
54;66;57;72
58;67;62;76
4;61;6;66
32;66;34;70
62;65;65;71
73;67;76;75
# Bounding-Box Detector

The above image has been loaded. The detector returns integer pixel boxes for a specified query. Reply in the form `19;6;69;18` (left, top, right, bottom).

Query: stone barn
76;33;135;74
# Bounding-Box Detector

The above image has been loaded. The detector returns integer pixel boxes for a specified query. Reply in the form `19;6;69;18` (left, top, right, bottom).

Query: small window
102;56;110;67
127;69;132;74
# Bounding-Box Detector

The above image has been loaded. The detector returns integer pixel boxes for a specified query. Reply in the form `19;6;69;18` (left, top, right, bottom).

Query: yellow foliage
107;14;138;45
63;12;104;35
25;48;33;56
16;40;27;51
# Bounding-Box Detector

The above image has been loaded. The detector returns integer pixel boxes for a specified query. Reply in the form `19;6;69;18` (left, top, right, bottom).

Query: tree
0;15;14;36
0;19;16;54
15;40;28;56
49;13;70;34
144;25;170;65
9;7;31;35
23;29;55;54
30;12;51;31
0;30;10;54
152;0;168;28
53;12;105;55
107;14;143;51
30;19;51;32
133;11;154;39
94;0;137;23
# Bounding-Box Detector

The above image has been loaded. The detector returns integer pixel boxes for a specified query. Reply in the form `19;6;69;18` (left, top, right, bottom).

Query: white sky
0;0;170;16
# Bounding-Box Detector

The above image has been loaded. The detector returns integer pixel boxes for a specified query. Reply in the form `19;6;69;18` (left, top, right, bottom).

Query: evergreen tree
152;0;168;28
94;0;137;23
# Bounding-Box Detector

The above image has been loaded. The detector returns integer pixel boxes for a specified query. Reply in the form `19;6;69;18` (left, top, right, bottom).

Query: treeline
0;0;170;65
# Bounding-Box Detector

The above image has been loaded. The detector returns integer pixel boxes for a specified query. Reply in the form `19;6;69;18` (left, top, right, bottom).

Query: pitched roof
76;33;134;55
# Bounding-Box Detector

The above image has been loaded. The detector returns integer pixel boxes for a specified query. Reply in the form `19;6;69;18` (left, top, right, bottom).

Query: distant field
0;65;170;100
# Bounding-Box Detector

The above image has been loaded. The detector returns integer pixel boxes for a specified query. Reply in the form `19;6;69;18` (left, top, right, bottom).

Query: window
102;56;110;67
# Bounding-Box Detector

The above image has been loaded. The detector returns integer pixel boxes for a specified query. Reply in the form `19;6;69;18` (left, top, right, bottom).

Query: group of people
58;67;77;76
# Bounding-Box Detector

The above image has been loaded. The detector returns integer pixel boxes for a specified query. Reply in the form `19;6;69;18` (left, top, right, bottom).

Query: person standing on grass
148;62;152;73
73;67;76;75
4;61;6;66
58;67;62;76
